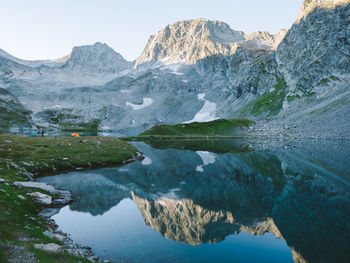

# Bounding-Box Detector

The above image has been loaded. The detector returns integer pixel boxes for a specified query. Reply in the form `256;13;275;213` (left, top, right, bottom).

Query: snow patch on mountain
126;98;153;110
184;94;218;123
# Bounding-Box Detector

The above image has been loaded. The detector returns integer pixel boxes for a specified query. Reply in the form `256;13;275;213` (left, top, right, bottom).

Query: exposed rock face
244;29;288;50
63;42;132;74
296;0;349;23
135;18;244;67
276;0;350;96
134;18;289;68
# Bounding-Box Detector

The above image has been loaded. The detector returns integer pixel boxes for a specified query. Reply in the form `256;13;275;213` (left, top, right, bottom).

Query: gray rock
17;195;26;200
28;192;52;205
43;231;65;242
39;208;60;218
13;181;58;195
34;243;61;253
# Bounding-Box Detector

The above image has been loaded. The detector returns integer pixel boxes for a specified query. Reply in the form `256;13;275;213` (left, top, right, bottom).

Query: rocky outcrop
296;0;349;23
134;18;286;68
134;18;244;67
63;42;132;74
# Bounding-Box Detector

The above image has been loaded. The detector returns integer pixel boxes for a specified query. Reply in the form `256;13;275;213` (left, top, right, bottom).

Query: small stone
18;195;26;200
62;157;69;161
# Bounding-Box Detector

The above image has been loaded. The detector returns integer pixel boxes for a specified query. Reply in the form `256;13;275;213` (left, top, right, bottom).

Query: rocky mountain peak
244;29;288;50
296;0;349;23
66;42;132;74
134;18;245;68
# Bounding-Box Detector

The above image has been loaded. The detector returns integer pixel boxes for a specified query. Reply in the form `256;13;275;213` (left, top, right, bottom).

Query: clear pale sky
0;0;304;61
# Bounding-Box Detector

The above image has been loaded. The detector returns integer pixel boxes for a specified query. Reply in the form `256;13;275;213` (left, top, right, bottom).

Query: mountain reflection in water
40;140;350;263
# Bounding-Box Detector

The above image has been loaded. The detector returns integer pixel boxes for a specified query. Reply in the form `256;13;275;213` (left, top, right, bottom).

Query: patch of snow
121;89;131;93
197;93;206;100
184;93;218;123
182;80;189;83
196;151;216;173
126;98;153;110
141;156;152;165
196;151;216;165
196;165;204;172
171;71;184;76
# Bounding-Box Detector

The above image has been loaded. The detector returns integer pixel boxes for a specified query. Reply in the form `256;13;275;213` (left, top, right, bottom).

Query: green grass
0;134;138;180
0;133;139;262
236;78;288;118
138;119;255;138
287;95;301;102
251;78;287;116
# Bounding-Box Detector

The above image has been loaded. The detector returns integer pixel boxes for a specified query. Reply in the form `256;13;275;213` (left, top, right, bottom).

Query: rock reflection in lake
40;140;350;263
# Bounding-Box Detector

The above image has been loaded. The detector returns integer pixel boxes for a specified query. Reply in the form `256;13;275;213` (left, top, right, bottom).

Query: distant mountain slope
0;88;32;130
62;42;132;74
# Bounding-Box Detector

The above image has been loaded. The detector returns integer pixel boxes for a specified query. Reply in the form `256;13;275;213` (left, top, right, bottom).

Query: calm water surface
40;140;350;263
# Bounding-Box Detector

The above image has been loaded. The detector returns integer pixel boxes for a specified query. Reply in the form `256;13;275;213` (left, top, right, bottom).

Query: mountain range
0;0;349;138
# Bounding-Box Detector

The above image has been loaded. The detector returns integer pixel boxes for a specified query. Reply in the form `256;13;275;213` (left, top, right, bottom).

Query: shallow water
40;140;350;263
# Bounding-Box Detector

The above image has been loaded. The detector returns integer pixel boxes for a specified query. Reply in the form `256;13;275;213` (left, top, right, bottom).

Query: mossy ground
0;133;138;262
132;119;255;139
238;78;288;118
251;79;287;116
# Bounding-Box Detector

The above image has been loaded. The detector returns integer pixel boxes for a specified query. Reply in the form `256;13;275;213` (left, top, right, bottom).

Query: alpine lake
39;139;350;263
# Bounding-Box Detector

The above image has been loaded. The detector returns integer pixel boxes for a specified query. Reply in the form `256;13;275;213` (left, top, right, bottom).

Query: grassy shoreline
0;134;139;263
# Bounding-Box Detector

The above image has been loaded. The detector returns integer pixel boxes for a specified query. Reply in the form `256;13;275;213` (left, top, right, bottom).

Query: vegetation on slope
0;134;138;262
0;88;32;131
238;78;288;118
251;78;287;116
137;118;255;138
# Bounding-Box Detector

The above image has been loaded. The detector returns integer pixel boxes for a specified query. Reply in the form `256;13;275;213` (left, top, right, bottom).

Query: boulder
28;192;52;205
34;243;61;253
